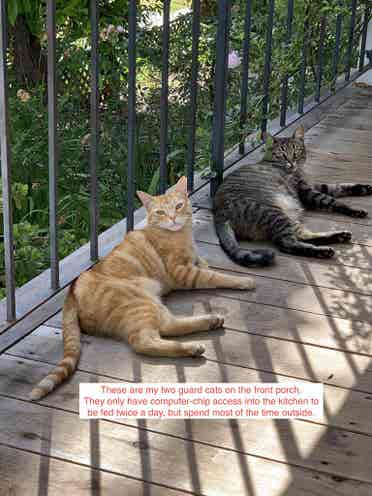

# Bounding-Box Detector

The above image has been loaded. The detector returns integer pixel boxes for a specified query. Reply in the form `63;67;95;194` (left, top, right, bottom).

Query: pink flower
116;25;125;33
228;51;241;69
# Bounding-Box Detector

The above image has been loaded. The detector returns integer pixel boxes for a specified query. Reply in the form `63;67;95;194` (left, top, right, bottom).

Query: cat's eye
175;203;183;210
155;210;166;216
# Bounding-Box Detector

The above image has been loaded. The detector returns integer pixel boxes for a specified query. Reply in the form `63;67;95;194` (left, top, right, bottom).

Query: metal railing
0;0;371;323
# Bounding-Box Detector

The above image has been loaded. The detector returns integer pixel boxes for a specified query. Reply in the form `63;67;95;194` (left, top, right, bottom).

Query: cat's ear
174;175;188;194
137;190;153;209
293;125;305;140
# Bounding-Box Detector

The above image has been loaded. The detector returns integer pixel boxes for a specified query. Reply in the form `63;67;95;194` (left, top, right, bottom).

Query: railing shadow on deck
4;223;372;494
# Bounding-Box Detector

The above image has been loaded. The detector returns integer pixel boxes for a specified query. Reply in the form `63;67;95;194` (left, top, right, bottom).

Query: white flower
228;51;241;69
116;25;124;33
17;89;31;102
81;133;91;147
107;24;116;35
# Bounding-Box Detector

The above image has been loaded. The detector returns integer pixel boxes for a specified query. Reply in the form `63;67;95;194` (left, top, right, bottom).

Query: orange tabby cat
30;176;255;400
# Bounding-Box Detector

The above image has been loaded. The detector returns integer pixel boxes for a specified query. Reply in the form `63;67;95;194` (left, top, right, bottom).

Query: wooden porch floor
1;86;372;495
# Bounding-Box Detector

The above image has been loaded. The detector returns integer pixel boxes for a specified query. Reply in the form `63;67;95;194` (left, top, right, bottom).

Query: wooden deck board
3;339;372;435
4;394;372;496
0;443;189;496
43;290;372;358
193;211;372;286
6;315;372;391
3;446;367;496
1;355;372;488
1;354;371;435
2;86;372;495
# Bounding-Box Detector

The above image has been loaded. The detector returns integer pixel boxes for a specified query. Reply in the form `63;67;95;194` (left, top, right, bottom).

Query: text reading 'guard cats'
79;383;323;420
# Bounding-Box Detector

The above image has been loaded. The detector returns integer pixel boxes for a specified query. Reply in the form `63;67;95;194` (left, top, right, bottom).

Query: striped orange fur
30;176;255;400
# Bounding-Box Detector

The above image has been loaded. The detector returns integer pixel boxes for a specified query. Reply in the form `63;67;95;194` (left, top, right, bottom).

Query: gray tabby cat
213;125;372;265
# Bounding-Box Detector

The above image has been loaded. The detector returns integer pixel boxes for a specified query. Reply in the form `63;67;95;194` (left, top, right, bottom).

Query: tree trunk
201;0;217;18
12;15;46;87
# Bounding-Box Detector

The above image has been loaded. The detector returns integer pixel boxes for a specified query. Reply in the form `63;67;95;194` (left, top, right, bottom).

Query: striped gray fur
213;126;372;263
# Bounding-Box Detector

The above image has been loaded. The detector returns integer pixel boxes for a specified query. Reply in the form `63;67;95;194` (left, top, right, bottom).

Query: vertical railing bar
345;0;357;81
127;0;137;229
331;12;343;92
261;0;275;133
279;0;294;127
0;0;15;321
210;0;231;196
186;0;201;193
47;0;59;290
239;0;252;155
159;0;170;194
89;0;99;258
298;16;309;114
359;3;370;72
315;16;326;103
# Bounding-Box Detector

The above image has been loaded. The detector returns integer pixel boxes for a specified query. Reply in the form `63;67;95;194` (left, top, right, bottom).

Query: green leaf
147;168;160;195
8;0;19;26
263;133;274;161
166;148;183;162
21;0;32;13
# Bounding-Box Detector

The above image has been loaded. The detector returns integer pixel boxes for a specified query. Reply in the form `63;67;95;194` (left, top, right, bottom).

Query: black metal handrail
0;0;371;324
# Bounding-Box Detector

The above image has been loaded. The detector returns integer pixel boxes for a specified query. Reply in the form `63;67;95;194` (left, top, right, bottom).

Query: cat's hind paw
190;344;206;357
335;231;352;243
237;249;275;267
316;247;335;259
326;231;352;243
350;208;368;218
235;277;256;290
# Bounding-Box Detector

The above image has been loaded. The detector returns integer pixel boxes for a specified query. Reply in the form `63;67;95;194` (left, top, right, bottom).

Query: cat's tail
29;283;81;401
214;219;275;267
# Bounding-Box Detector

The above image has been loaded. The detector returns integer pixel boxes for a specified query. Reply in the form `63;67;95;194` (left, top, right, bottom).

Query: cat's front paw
352;184;372;196
235;277;256;290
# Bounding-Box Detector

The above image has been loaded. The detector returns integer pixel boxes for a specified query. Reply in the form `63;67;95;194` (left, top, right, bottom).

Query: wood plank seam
5;343;372;402
200;239;372;275
192;201;372;228
3;351;372;437
203;262;372;299
0;440;203;496
34;323;372;358
1;392;372;485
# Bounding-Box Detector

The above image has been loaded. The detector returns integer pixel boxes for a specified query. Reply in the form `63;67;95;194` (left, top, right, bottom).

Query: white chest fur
274;193;302;214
